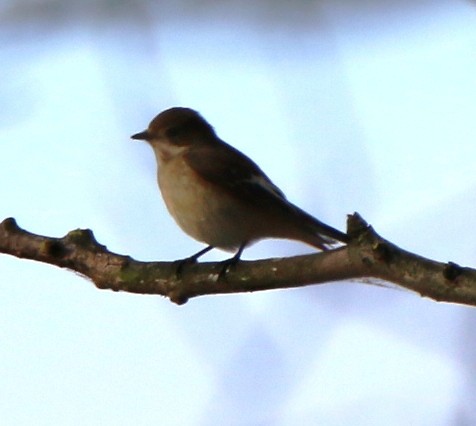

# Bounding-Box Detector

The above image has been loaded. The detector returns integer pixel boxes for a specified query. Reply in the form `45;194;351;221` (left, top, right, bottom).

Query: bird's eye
165;126;181;138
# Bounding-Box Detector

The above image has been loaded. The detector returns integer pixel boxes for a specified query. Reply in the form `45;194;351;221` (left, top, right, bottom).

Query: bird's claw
173;256;197;278
217;257;240;280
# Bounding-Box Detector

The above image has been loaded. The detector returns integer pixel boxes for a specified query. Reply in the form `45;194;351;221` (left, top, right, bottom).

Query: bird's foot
217;256;241;280
216;243;247;280
173;256;196;278
174;245;214;278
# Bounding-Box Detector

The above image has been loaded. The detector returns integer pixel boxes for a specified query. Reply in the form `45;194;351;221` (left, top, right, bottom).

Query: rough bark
0;213;474;306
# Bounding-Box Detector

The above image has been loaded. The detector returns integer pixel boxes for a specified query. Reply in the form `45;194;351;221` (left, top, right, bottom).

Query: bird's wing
185;141;348;246
185;141;287;204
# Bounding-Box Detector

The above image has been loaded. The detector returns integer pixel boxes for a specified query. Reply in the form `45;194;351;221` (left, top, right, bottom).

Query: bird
131;107;348;275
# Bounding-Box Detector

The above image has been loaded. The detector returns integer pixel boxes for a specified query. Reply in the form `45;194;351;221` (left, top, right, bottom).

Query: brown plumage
132;107;347;266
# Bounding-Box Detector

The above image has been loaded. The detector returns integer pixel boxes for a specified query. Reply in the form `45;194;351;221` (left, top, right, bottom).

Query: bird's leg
175;245;214;277
217;242;247;280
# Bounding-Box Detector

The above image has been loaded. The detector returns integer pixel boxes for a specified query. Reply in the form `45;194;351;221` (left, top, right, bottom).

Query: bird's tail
290;205;348;251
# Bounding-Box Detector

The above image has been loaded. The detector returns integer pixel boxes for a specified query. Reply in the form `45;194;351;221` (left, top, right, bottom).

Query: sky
1;0;476;425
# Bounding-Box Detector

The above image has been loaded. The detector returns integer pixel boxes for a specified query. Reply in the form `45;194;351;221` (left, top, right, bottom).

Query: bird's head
131;107;217;151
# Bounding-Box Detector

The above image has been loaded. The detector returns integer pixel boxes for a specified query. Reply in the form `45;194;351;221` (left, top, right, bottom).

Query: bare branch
1;214;475;306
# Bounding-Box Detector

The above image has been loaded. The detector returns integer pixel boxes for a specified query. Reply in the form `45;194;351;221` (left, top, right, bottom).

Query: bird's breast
158;156;237;249
158;156;207;224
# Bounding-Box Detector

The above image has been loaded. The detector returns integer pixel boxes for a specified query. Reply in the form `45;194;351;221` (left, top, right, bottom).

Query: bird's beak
131;130;150;141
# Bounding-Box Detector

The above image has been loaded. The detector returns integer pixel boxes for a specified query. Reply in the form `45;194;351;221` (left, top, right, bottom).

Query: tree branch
0;213;475;306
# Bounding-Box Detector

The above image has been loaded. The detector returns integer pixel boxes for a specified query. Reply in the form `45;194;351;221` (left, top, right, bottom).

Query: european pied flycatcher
132;107;347;271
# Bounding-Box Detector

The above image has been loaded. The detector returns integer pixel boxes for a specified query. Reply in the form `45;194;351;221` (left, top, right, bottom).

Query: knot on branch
1;217;20;233
443;261;464;282
41;240;67;258
347;212;371;239
63;229;106;252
